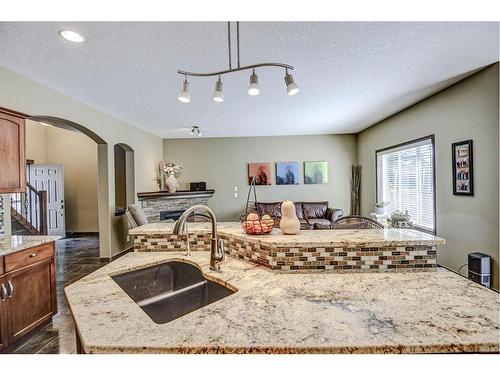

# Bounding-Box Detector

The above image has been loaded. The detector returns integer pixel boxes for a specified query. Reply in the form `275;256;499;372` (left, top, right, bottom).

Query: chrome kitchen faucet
173;205;225;271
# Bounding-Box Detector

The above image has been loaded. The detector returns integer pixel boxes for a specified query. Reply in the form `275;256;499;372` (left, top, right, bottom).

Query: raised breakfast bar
129;222;446;272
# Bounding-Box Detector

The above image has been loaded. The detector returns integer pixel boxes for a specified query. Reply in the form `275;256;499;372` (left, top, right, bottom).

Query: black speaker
468;252;491;288
190;182;206;191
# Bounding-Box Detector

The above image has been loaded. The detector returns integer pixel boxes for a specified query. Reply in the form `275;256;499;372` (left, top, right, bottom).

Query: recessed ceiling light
58;30;85;43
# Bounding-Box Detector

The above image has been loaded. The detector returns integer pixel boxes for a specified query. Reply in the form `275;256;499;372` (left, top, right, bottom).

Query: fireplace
160;210;185;221
137;190;215;223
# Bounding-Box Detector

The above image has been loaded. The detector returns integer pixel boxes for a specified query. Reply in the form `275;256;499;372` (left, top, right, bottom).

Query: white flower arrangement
154;161;183;190
162;162;183;177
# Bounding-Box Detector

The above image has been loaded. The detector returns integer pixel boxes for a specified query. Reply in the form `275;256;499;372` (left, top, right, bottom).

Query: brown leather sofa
255;201;343;229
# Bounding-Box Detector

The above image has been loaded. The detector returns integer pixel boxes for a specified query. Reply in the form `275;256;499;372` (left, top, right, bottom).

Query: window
376;136;436;233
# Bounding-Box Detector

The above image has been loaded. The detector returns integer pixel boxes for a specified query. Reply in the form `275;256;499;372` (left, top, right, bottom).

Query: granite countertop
65;251;498;354
129;222;445;247
0;235;60;256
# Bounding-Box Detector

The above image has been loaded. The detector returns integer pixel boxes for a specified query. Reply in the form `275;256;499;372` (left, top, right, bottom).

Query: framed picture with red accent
248;163;272;185
452;140;473;196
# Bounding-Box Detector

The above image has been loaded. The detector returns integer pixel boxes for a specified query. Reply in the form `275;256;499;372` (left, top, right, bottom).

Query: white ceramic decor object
280;200;300;235
165;174;179;193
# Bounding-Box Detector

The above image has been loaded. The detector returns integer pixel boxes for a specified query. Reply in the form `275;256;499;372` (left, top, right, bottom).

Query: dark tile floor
8;236;103;354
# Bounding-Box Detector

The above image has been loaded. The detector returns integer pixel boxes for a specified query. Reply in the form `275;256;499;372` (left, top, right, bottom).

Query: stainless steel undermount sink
111;261;235;324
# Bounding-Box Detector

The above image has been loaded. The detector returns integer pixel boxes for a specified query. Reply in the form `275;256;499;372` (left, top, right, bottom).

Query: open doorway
114;143;135;212
10;119;100;238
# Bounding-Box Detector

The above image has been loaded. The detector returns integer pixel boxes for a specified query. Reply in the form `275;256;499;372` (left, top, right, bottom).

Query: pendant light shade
248;69;260;96
177;79;191;103
284;72;299;96
213;77;224;103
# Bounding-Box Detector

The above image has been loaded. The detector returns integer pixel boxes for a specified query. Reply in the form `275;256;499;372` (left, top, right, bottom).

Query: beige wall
164;135;357;221
25;120;46;163
357;64;499;289
25;120;99;233
1;65;164;258
46;126;98;233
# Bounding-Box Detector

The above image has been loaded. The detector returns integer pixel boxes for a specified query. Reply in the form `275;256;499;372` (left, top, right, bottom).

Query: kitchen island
65;250;499;354
129;222;445;272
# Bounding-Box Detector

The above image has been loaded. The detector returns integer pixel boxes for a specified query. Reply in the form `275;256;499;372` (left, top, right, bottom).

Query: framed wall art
452;140;473;196
276;162;300;185
304;161;328;184
248;162;272;185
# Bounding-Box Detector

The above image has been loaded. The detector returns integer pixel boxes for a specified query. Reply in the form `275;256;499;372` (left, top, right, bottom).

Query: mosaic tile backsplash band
133;232;437;272
133;233;211;252
0;195;5;238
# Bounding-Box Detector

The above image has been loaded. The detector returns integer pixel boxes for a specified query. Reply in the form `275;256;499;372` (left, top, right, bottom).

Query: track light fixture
189;126;202;136
213;76;224;103
177;22;298;103
177;76;191;103
284;69;299;96
248;69;260;96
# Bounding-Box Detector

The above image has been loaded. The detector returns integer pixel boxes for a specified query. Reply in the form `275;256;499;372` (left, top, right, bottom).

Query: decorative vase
375;206;385;215
280;200;300;235
158;179;165;191
165;174;178;193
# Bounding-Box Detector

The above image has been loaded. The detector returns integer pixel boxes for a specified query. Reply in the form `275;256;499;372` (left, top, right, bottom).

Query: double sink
112;261;235;324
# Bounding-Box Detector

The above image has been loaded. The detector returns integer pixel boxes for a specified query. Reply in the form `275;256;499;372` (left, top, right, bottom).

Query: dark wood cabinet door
0;109;26;193
0;275;8;350
5;258;56;342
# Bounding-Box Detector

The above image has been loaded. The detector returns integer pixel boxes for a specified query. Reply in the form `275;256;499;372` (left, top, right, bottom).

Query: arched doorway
113;143;135;210
28;115;111;259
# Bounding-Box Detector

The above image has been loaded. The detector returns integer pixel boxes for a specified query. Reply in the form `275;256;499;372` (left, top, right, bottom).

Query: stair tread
10;207;41;235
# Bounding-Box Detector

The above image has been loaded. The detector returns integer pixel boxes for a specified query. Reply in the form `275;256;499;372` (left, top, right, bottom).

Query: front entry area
28;164;66;237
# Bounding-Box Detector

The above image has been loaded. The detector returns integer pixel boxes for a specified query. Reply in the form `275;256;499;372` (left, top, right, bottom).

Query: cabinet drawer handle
7;280;14;298
0;283;6;302
29;253;37;258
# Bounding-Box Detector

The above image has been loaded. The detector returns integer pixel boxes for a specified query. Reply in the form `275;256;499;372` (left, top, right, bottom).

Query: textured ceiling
0;22;498;138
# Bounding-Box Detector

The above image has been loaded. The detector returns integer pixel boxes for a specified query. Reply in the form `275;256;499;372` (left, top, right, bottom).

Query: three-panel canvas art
248;161;328;185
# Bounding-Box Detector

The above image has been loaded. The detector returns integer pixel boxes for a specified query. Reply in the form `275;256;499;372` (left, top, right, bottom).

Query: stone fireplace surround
137;190;215;223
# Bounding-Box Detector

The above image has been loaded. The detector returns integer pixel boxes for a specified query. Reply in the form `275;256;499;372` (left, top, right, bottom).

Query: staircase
10;182;48;235
11;207;39;234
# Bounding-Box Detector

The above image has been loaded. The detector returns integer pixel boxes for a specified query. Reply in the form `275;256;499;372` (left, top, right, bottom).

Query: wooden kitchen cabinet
0;242;57;351
0;275;8;351
0;108;26;193
6;258;56;342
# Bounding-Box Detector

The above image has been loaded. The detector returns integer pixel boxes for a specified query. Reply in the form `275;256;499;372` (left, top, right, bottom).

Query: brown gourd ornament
279;200;300;235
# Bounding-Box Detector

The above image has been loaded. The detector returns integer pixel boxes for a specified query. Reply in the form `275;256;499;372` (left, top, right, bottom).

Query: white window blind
376;137;435;232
